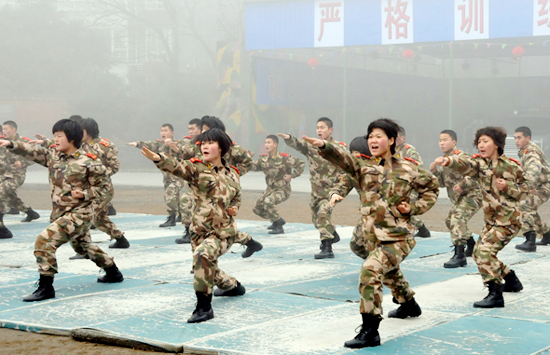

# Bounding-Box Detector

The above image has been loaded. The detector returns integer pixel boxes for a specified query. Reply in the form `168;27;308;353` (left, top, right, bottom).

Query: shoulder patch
195;141;201;145
260;154;268;157
86;152;97;160
405;144;410;149
100;140;109;147
231;165;240;175
103;138;110;141
356;153;371;159
510;158;521;166
453;149;461;155
184;135;191;139
22;136;31;141
524;149;528;155
49;144;56;148
404;157;419;165
280;152;289;157
339;141;347;147
190;157;203;164
472;154;482;158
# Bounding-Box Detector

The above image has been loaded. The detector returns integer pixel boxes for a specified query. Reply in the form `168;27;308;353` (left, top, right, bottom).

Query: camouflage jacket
155;153;240;239
135;140;180;183
9;141;109;221
398;143;424;167
320;142;439;241
285;135;348;199
251;151;305;190
0;134;34;181
179;140;254;177
446;154;526;227
518;140;550;191
82;137;120;178
433;148;481;204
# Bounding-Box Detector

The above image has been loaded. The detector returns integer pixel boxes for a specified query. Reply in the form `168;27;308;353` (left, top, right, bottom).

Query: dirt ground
2;183;549;354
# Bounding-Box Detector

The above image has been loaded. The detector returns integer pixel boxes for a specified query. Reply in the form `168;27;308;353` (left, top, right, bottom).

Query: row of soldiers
1;115;549;349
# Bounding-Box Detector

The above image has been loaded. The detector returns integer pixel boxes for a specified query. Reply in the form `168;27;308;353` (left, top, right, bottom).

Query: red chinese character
318;2;341;42
537;0;550;28
384;0;410;40
458;0;485;34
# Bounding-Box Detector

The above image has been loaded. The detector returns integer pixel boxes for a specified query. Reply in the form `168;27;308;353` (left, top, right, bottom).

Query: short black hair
198;128;232;157
52;119;83;148
474;127;507;156
349;136;370;156
266;135;279;144
69;115;84;122
440;129;457;142
2;120;17;129
162;123;174;132
317;117;333;129
515;126;531;138
81;118;100;139
366;118;399;155
398;125;406;136
201;116;226;132
189;118;201;127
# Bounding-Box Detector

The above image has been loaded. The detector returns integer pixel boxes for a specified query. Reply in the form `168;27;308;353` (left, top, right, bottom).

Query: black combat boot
515;231;536;252
0;214;13;239
97;263;124;283
536;231;550;246
159;214;176;228
444;245;467;268
241;239;263;258
175;226;191;244
332;230;340;244
107;204;117;216
214;281;246;297
69;253;89;260
465;236;476;257
344;313;381;349
23;275;55;302
175;214;182;223
267;221;276;230
21;208;40;223
414;224;431;238
315;239;334;259
503;270;523;292
268;218;286;235
90;224;97;230
187;292;214;323
388;297;422;318
109;236;130;249
473;281;504;308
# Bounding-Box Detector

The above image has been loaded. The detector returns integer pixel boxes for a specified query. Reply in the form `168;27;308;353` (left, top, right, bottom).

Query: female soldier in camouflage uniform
304;118;439;349
433;127;526;308
142;128;247;323
0;119;124;302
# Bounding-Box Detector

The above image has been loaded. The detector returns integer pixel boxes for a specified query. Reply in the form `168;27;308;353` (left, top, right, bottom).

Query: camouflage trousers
93;183;124;240
36;213;114;276
473;224;520;284
520;184;550;236
359;238;416;316
349;220;373;260
253;187;290;222
163;177;184;215
311;195;336;241
446;194;482;245
0;177;30;213
192;233;238;294
230;231;252;246
179;184;194;226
